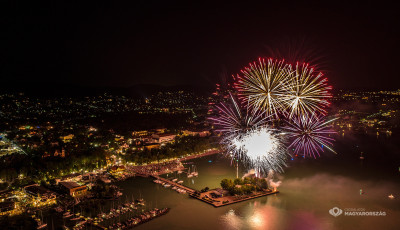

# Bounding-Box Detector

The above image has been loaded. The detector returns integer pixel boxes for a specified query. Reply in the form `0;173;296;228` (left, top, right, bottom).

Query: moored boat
37;222;47;230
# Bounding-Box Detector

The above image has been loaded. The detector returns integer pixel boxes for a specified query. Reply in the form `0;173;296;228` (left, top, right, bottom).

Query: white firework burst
227;126;288;174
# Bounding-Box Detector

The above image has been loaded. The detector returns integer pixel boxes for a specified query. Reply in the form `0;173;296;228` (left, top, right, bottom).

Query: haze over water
99;133;400;230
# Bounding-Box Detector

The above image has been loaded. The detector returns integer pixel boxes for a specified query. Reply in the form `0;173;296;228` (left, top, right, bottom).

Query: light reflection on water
55;134;399;230
221;197;285;230
126;144;399;230
221;209;242;230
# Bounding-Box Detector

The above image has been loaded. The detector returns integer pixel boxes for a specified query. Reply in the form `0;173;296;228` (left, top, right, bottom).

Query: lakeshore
15;140;400;230
113;149;221;180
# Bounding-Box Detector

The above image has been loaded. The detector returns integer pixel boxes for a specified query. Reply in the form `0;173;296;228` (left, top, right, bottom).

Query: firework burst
283;113;337;158
209;94;267;134
210;56;336;174
229;126;288;174
209;94;288;174
285;63;332;118
235;58;292;118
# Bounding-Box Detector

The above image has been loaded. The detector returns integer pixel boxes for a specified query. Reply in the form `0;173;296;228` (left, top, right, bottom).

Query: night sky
2;1;400;89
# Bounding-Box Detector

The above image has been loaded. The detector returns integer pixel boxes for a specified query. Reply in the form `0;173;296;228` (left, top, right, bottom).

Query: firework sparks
209;94;288;174
284;114;337;158
229;126;288;174
235;58;292;118
211;56;336;174
285;63;332;117
209;94;267;134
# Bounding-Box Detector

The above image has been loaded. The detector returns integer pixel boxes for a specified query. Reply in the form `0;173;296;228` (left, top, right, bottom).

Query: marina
5;138;398;230
61;198;170;230
152;175;195;195
17;143;399;230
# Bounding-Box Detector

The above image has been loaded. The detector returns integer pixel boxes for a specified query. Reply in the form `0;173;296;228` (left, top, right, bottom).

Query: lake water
111;134;400;230
49;133;400;230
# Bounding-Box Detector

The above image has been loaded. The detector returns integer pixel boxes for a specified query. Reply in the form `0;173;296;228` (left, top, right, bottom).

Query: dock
151;175;196;195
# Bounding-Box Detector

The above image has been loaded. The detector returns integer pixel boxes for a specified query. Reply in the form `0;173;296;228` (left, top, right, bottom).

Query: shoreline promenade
125;149;221;177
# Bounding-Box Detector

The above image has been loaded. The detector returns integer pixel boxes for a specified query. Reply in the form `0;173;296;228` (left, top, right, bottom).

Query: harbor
22;144;400;230
60;198;170;230
113;149;220;181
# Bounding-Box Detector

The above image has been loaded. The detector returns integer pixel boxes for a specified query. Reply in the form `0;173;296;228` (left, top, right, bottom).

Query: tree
0;182;8;190
243;177;251;185
221;179;234;191
233;186;244;195
260;179;268;189
242;185;253;194
0;213;37;230
49;178;57;186
234;178;243;185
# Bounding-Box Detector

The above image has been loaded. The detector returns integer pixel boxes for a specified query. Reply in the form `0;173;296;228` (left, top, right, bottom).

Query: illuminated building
24;184;56;201
59;181;87;197
151;133;176;143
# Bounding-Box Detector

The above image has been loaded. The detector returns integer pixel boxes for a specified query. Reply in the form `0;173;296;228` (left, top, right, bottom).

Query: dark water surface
50;133;400;230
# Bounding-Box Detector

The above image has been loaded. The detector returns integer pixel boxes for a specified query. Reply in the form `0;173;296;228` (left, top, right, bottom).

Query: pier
151;175;196;195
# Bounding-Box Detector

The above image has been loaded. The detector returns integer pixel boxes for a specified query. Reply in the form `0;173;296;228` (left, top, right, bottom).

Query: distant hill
0;82;214;98
4;81;394;98
126;84;214;97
